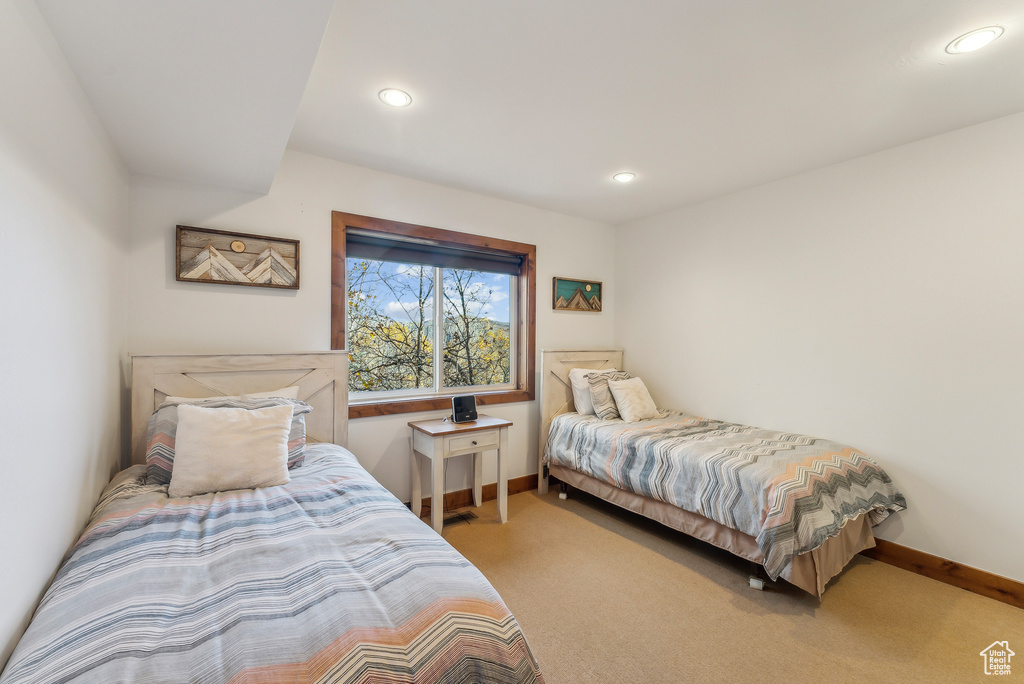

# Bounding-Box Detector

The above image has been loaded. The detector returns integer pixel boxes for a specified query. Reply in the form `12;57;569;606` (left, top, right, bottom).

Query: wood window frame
332;211;536;419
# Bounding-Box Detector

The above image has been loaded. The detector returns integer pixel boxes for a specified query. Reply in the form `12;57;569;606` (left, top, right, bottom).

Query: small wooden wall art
176;225;299;290
553;277;602;312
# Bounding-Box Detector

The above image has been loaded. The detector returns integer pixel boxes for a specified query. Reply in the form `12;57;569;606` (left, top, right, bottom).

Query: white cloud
385;300;432;321
449;298;500;320
440;280;511;321
450;281;507;302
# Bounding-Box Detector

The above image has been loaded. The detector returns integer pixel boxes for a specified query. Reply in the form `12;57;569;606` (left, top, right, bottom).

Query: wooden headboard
130;352;349;466
538;349;622;494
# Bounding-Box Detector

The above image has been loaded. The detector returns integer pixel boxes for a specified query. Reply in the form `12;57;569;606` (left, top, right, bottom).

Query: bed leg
748;562;767;591
558;482;568;500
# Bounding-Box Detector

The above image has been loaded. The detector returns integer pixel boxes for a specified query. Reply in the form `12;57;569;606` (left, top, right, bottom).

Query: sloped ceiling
37;0;1024;223
36;0;333;193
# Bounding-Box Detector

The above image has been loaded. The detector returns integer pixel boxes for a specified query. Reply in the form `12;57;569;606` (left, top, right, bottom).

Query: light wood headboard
130;352;349;466
538;349;622;494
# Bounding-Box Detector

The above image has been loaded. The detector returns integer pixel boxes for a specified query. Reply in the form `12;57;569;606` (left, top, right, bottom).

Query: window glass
442;268;512;388
346;260;513;395
346;258;434;392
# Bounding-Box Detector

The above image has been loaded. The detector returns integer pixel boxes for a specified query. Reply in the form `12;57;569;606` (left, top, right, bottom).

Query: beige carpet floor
442;489;1022;684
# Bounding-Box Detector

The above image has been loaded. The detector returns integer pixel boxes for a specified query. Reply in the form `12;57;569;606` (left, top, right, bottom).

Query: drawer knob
472;440;478;445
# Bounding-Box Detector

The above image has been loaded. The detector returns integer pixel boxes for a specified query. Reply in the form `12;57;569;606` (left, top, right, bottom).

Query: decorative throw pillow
568;367;617;415
608;376;660;422
167;404;292;498
587;370;633;420
146;397;312;485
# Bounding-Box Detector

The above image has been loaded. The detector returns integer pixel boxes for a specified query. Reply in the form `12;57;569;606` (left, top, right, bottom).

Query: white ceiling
36;0;334;193
37;0;1024;224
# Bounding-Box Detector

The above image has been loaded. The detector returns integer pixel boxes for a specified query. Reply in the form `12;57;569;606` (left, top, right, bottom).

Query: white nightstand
409;414;512;534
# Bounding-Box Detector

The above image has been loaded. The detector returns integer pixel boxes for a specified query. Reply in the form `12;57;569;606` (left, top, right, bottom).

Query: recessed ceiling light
612;172;636;183
378;88;412;107
946;26;1004;54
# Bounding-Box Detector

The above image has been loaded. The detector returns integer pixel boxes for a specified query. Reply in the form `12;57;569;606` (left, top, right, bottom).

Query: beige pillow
165;386;300;404
168;403;293;498
607;377;660;423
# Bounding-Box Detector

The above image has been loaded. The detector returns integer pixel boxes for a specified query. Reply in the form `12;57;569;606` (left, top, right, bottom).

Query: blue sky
349;260;510;323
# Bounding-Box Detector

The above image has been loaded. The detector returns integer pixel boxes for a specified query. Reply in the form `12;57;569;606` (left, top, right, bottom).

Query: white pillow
165;386;300;404
168;403;293;498
568;367;617;415
607;377;660;423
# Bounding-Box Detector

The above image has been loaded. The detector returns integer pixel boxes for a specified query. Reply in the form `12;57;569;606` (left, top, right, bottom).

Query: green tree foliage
347;259;511;393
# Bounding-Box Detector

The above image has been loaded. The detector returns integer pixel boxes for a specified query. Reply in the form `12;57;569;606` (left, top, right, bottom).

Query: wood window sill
349;388;533;419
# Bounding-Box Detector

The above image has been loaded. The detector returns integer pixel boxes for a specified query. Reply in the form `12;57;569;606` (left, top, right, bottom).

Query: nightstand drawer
446;430;499;453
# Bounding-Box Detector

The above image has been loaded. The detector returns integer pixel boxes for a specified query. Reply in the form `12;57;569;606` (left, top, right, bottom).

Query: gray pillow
588;371;633;419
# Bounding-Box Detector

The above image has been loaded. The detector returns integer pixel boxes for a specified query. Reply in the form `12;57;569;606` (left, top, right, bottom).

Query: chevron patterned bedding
1;444;543;684
545;412;906;581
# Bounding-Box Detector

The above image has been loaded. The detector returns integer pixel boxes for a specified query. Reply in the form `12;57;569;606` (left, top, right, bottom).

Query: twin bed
539;349;906;597
1;353;543;684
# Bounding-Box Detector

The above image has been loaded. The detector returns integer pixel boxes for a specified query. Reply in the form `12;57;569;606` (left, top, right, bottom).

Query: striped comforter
1;445;544;684
545;412;906;580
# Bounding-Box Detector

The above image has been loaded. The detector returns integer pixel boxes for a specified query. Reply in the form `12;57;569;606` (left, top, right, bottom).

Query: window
331;212;536;418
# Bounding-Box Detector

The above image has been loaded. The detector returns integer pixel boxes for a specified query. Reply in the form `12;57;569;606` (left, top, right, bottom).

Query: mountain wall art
176;225;299;290
553;277;601;312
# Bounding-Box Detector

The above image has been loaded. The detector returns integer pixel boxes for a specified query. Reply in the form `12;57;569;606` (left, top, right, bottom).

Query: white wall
615;111;1024;583
0;0;129;667
127;149;617;497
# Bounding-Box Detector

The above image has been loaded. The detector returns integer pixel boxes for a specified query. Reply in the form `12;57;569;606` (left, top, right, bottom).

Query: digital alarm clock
451;395;478;423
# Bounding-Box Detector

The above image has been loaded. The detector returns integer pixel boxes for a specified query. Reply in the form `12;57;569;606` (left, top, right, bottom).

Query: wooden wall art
176;225;299;290
553;277;602;311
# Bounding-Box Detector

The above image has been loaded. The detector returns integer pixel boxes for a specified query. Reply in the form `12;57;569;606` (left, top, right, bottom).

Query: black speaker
451;395;478;423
